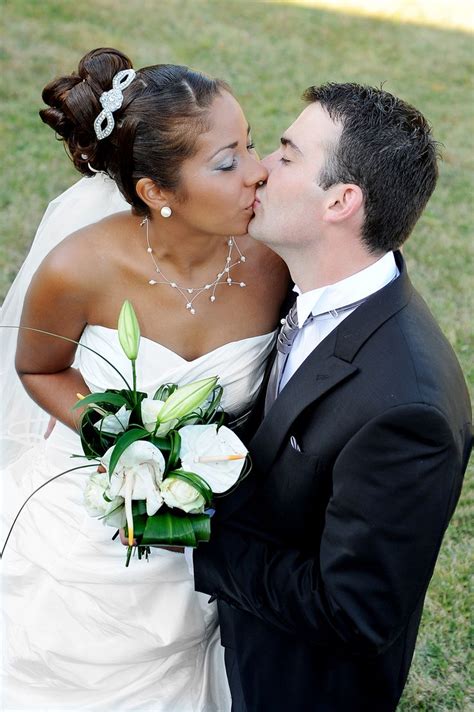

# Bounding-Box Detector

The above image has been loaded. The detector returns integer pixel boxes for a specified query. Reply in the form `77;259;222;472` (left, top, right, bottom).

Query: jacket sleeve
193;403;464;655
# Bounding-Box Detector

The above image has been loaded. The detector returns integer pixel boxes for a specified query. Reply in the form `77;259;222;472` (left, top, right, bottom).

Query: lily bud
158;377;218;423
117;300;141;361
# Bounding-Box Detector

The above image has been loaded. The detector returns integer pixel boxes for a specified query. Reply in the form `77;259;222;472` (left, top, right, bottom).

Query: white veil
0;173;129;469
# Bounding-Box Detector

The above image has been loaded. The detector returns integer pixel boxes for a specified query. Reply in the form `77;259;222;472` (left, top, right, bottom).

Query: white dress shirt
279;251;399;392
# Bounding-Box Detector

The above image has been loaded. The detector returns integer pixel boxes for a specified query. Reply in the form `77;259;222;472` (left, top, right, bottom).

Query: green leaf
108;427;150;475
72;392;130;410
166;430;181;472
166;469;213;508
153;383;178;401
140;511;211;546
202;385;224;423
125;512;147;539
132;500;148;516
78;409;114;459
190;514;212;543
149;435;171;451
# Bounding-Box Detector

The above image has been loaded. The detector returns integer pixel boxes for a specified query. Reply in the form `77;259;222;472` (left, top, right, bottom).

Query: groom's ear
135;178;172;212
323;184;364;224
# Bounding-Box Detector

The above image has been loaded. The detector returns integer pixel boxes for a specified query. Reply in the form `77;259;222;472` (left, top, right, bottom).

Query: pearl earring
160;206;172;218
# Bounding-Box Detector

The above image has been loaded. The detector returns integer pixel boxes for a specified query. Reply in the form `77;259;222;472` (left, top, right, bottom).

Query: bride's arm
15;237;93;431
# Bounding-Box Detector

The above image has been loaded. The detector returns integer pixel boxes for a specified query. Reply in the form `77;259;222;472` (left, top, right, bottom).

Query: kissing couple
1;47;471;712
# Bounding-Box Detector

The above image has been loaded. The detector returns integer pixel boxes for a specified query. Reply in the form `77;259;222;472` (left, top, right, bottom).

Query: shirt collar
293;251;399;327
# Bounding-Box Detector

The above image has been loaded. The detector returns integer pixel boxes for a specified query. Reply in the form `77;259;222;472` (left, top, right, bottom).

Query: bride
1;47;288;710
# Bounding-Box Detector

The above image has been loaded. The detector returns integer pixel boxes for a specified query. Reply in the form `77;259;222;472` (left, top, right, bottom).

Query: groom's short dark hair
303;83;440;253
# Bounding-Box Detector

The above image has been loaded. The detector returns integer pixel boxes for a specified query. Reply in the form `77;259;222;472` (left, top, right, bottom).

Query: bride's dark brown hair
40;47;230;216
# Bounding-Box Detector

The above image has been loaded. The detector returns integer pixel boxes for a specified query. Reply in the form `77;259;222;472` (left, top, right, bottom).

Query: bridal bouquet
76;301;250;565
0;301;250;567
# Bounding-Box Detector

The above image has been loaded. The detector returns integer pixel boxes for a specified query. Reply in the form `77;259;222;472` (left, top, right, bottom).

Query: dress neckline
86;324;276;364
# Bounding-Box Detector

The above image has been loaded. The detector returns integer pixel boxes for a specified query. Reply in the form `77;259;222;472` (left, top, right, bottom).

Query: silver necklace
142;217;247;315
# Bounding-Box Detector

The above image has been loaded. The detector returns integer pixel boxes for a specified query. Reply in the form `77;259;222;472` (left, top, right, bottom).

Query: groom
192;84;472;711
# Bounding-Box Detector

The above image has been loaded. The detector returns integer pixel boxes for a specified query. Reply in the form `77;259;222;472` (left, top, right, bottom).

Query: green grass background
1;1;473;709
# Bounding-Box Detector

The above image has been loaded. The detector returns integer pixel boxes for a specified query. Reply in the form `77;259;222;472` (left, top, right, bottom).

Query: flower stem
132;360;137;405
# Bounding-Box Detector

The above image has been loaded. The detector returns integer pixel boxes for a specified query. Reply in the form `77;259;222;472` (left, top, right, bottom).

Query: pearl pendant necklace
142;217;247;315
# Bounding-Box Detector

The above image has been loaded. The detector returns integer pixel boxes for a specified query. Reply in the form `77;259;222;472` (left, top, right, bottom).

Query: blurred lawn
1;1;473;709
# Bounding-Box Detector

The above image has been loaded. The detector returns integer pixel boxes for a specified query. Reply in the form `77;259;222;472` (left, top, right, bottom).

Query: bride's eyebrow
209;125;251;160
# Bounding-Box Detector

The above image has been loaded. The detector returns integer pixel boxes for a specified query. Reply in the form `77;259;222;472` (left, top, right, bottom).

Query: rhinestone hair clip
93;69;136;140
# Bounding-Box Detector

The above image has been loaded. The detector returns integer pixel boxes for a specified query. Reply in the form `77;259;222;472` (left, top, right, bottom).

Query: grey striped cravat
264;295;368;414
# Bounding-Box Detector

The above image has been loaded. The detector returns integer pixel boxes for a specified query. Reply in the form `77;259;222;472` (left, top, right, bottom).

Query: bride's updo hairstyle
40;47;230;216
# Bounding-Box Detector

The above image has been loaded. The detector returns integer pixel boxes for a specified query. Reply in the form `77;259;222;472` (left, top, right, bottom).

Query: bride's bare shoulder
34;211;132;289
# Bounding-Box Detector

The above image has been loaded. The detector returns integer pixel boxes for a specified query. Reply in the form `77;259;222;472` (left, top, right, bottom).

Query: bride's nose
261;150;279;172
246;157;268;186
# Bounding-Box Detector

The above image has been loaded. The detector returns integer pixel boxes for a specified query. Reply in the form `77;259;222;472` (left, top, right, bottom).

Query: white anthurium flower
101;440;165;517
179;424;248;493
161;477;206;514
83;470;126;528
93;405;131;435
140;398;177;435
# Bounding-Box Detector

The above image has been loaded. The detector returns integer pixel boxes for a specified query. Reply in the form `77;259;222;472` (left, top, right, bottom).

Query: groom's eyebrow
281;136;303;155
210;125;251;159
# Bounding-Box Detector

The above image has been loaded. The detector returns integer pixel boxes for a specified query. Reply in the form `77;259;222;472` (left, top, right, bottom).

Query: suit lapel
250;334;357;472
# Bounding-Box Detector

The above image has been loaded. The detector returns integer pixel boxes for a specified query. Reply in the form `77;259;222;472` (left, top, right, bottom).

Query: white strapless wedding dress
1;325;275;712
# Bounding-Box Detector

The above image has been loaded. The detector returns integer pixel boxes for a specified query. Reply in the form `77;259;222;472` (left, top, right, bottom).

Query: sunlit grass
267;0;474;32
1;1;472;709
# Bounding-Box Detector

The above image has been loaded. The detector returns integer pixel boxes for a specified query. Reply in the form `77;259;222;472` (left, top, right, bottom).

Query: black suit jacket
194;253;472;712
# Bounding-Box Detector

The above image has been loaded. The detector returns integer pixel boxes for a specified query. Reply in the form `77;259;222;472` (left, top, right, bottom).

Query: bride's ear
135;178;172;213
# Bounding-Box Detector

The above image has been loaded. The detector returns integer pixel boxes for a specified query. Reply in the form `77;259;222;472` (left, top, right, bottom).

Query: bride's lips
252;196;261;210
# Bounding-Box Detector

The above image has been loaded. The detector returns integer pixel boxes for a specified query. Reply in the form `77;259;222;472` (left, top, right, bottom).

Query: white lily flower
93;405;131;435
158;377;218;423
179;424;248;493
117;300;140;361
140;398;176;435
161;477;206;514
83;470;126;528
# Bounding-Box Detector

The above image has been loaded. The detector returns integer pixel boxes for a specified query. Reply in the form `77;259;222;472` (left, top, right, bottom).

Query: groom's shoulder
360;283;469;416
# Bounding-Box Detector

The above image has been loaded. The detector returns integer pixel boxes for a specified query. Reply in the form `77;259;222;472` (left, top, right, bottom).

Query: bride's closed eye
218;143;257;171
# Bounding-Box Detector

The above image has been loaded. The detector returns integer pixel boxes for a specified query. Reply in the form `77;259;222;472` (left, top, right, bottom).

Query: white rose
140;398;177;435
179;424;248;493
101;440;165;516
161;477;206;514
83;470;126;528
93;405;131;435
